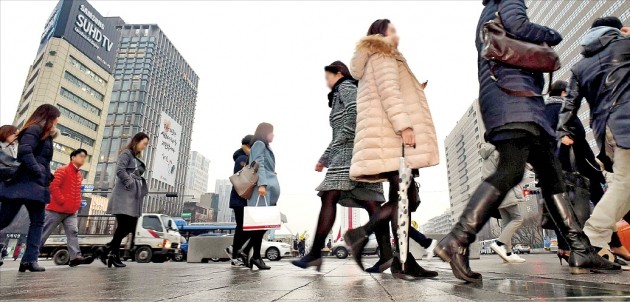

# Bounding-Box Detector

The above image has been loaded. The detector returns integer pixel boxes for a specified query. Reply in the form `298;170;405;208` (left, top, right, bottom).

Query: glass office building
94;24;199;216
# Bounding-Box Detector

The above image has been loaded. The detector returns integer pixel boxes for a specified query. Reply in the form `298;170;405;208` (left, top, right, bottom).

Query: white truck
40;213;182;265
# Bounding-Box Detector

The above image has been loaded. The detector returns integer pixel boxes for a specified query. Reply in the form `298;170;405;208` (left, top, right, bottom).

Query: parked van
40;214;181;265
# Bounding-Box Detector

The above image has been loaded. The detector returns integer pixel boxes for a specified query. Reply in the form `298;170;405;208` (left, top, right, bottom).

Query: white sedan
261;240;292;261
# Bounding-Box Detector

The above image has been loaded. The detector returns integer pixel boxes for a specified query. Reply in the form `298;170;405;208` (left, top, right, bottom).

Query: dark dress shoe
365;257;393;273
19;262;45;272
291;254;322;271
107;254;126;268
391;254;437;279
69;256;86;267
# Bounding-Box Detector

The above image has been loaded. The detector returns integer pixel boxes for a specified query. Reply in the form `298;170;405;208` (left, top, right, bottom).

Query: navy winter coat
477;0;562;139
229;147;249;208
558;27;630;169
0;125;54;203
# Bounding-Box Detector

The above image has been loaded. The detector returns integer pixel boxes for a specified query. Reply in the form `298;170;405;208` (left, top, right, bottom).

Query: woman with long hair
246;123;280;270
291;61;389;272
100;132;150;268
343;19;440;279
0;104;60;272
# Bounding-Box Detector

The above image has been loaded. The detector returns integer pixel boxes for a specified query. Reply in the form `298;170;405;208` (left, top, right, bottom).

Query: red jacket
46;164;83;214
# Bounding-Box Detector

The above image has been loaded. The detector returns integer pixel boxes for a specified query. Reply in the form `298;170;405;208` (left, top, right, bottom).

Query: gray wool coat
107;149;149;217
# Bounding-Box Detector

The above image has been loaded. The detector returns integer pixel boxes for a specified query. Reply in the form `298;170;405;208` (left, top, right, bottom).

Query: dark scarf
327;77;358;108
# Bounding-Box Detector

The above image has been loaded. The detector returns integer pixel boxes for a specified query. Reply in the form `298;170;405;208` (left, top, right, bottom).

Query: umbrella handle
401;143;417;158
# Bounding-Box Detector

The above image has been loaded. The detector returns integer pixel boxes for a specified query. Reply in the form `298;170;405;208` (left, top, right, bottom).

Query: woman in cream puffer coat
343;19;440;278
349;25;438;182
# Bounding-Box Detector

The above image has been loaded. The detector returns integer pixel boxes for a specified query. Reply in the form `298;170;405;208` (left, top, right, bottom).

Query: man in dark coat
545;81;606;205
435;0;620;282
558;16;630;261
228;135;254;265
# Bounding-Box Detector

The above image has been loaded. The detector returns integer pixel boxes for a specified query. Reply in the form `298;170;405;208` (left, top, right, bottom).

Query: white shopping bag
243;196;282;231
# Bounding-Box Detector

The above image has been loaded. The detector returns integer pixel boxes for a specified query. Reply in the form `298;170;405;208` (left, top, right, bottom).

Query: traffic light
523;190;530;197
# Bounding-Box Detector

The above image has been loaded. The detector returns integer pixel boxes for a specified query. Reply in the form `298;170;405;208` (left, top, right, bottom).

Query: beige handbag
229;161;259;199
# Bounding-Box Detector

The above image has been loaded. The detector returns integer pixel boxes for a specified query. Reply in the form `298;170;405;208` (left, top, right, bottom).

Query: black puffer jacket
559;27;630;168
229;147;249;208
0;125;54;203
477;0;562;140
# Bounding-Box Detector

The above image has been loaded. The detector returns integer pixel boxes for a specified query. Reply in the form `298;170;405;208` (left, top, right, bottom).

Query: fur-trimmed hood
350;35;401;80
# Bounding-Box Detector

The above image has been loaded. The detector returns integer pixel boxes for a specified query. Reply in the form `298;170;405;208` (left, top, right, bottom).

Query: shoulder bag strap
256;195;269;207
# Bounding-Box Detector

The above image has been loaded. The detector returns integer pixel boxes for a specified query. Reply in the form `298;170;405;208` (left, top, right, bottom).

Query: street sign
81;201;87;208
81;184;95;192
181;212;192;218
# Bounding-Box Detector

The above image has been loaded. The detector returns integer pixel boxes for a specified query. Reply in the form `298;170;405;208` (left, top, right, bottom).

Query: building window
53;142;92;163
59;106;98;131
59;88;101;116
57;124;95;147
63;71;104;102
68;56;107;87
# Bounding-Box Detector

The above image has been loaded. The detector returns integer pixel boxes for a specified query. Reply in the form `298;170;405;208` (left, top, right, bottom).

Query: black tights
457;136;566;243
250;230;266;259
109;215;138;255
488;137;565;196
309;190;382;257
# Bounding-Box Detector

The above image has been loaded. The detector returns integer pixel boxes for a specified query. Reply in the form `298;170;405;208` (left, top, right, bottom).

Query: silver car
331;234;379;259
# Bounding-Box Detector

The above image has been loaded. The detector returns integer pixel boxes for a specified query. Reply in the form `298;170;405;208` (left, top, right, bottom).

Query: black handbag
410;180;421;212
541;145;591;229
0;151;20;181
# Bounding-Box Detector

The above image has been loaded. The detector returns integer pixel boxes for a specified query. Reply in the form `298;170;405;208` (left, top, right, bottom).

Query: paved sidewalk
1;255;629;301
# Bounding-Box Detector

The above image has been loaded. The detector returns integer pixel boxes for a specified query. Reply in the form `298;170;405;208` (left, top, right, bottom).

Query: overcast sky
0;1;483;234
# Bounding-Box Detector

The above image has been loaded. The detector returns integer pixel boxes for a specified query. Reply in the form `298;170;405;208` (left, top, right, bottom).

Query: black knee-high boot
545;193;621;274
435;182;505;282
365;221;394;273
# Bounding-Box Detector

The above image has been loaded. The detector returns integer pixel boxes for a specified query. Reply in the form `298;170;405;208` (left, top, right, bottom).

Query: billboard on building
39;0;122;73
153;112;182;186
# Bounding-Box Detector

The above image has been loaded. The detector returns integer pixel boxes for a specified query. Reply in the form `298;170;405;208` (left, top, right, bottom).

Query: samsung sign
74;5;115;52
39;0;121;73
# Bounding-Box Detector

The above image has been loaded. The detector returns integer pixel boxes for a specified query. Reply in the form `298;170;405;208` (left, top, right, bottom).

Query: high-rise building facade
215;179;233;222
94;24;199;217
445;100;486;223
11;0;121;183
420;210;453;235
199;192;219;222
1;0;121;247
184;151;211;198
526;0;630;150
